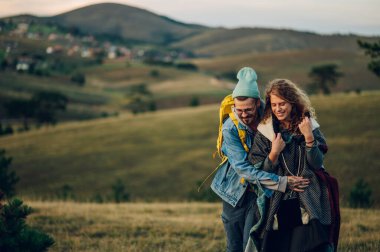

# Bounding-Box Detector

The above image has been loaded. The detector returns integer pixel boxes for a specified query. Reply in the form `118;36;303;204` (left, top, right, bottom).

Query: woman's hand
269;133;286;163
272;133;286;154
298;117;314;143
287;176;310;192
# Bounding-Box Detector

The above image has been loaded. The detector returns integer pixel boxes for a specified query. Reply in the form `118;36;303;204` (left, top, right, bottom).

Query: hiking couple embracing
210;67;340;252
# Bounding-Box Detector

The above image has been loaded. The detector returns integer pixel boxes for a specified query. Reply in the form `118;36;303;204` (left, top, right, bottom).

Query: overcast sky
1;0;379;36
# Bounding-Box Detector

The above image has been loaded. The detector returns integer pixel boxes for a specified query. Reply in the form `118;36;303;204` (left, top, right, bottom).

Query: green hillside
192;49;380;92
83;62;231;109
172;27;380;56
0;91;379;206
0;33;231;120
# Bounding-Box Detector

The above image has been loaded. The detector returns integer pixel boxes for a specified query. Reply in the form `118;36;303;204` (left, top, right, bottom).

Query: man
211;67;305;252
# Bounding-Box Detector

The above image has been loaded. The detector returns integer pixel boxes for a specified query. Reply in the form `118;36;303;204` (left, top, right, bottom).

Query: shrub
111;179;130;203
0;149;19;198
176;62;198;71
190;96;200;107
91;193;104;203
217;71;237;81
148;101;157;111
349;178;374;208
0;197;55;251
150;69;160;77
0;150;54;251
70;72;86;86
56;184;75;201
0;124;13;136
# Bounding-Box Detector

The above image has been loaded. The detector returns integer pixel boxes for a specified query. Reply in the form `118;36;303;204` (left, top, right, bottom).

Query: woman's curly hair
263;79;316;134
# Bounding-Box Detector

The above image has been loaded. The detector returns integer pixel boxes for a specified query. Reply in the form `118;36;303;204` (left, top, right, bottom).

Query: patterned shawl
249;117;331;232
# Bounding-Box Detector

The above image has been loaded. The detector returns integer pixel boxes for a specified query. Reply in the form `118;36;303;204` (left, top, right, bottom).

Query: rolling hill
5;3;207;45
1;91;379;206
192;49;380;92
172;27;380;56
2;3;379;55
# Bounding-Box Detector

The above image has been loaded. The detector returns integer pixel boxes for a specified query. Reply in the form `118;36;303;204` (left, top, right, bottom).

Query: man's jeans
222;190;257;252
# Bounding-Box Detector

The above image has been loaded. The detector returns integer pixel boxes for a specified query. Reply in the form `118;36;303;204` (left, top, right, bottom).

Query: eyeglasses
232;106;256;115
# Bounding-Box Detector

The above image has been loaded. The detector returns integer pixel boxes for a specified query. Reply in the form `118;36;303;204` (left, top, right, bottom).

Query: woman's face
270;93;292;122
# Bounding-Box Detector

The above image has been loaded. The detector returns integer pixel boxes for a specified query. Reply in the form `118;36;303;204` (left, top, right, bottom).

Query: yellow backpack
215;94;250;159
198;94;249;191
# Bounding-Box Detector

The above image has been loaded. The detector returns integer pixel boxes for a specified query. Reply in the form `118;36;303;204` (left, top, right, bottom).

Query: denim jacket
211;117;283;207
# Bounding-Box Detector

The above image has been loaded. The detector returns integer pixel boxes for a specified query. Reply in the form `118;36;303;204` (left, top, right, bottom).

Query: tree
70;72;86;86
349;178;373;208
111;179;130;203
128;97;146;114
0;197;55;251
126;84;154;114
56;184;75;201
190;96;200;107
176;62;198;71
149;69;160;78
0;149;19;198
148;100;157;111
4;100;36;131
0;50;7;71
358;40;380;78
217;71;237;81
0;123;13;136
309;64;343;95
0;150;54;250
32;91;68;126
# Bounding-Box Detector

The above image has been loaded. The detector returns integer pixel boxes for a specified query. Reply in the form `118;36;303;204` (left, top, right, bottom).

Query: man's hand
287;176;310;192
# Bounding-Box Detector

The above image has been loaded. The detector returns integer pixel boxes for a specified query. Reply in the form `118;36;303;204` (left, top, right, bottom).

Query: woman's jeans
222;190;257;252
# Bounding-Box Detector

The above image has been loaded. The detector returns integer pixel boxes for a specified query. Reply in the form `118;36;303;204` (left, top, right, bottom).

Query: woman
247;79;333;252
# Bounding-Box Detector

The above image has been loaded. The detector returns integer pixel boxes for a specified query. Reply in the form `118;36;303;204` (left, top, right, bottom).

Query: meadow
0;91;379;206
1;14;380;252
26;201;380;251
193;49;379;92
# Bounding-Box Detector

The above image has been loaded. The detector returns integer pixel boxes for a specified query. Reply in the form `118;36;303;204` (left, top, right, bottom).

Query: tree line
0;91;68;136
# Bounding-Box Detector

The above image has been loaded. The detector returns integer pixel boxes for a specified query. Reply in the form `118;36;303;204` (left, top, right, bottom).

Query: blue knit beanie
232;67;261;99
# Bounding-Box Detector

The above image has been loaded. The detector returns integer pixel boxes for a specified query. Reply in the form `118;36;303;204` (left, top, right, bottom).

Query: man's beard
241;113;257;124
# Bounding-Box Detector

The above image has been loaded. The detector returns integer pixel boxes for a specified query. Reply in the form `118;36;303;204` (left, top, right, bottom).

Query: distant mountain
49;3;207;45
172;27;380;56
2;3;379;56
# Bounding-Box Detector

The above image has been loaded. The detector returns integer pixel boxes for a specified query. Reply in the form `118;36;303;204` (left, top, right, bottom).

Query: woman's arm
305;128;327;170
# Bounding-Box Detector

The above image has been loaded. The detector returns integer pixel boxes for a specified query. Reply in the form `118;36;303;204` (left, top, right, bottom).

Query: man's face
234;98;258;126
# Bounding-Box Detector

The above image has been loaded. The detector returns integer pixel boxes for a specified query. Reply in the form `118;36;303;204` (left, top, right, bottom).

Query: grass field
192;49;380;93
0;61;231;118
26;201;380;251
0;91;379;206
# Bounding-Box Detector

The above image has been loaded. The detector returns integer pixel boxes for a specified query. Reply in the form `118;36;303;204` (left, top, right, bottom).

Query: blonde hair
263;79;316;133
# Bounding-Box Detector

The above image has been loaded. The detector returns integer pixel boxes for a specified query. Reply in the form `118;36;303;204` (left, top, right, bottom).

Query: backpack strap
200;94;250;191
229;112;250;153
197;156;228;192
215;94;249;158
